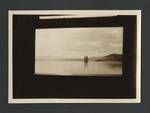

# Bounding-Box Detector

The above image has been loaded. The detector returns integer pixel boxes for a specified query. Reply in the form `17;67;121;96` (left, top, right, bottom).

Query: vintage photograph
9;10;141;103
35;26;123;75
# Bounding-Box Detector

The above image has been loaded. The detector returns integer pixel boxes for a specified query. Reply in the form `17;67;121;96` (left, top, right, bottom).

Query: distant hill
95;54;122;61
36;54;122;62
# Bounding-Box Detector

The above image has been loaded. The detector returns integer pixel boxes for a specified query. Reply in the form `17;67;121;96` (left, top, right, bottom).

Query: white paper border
8;10;141;104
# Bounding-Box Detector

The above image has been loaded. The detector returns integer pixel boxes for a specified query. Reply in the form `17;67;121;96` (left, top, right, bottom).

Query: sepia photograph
35;27;123;75
9;10;141;103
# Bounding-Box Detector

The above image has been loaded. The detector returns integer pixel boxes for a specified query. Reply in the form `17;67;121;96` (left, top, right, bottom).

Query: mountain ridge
36;54;122;62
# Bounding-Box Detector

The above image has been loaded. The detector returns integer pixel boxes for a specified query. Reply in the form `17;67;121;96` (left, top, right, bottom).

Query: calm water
35;60;122;76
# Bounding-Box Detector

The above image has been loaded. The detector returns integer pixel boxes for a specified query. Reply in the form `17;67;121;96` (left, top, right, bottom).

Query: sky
35;27;123;59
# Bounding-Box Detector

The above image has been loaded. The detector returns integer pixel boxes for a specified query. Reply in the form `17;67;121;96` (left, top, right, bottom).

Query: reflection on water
84;61;88;70
105;61;122;68
35;60;122;76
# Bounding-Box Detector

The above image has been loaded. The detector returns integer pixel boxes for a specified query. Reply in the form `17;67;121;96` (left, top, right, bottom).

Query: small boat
84;56;88;63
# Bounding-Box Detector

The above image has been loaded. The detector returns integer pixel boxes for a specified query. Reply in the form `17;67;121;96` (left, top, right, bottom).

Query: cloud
36;27;123;58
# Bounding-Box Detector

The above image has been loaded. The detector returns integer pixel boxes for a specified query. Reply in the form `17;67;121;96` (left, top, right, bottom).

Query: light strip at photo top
39;15;118;19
